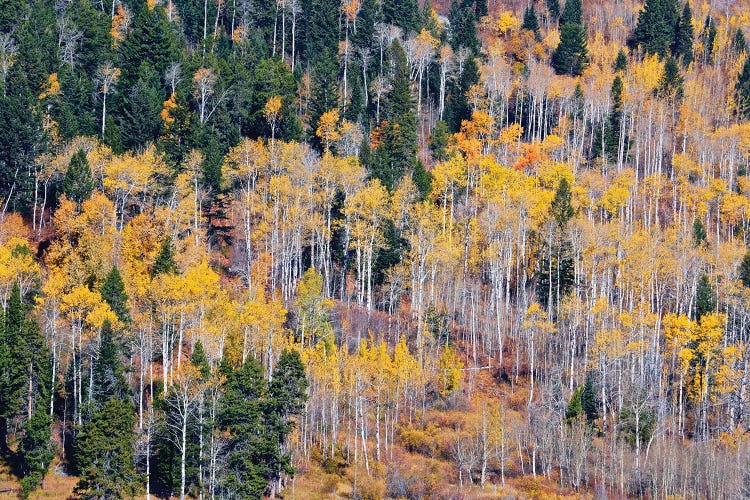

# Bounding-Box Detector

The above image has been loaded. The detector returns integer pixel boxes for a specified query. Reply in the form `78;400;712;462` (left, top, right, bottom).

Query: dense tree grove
0;0;749;497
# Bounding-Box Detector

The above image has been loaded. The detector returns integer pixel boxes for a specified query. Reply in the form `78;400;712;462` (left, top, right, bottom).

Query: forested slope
0;0;750;497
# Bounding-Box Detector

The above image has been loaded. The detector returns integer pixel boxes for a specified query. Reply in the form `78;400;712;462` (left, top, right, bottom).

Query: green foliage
448;0;479;53
694;274;715;320
692;218;707;247
62;149;95;206
614;48;628;72
101;267;130;323
655;56;684;100
446;56;479;132
566;386;583;422
672;2;694;66
20;409;53;498
732;28;747;55
191;340;211;380
92;320;130;408
0;284;31;449
75;399;140;499
559;0;583;25
412;161;433;200
522;5;542;41
581;375;599;423
628;0;679;57
152;237;180;277
699;15;717;63
740;252;750;288
429;121;450;161
383;0;421;34
551;22;589;76
737;55;750;120
620;402;655;448
547;0;560;20
269;349;308;421
551;178;575;227
595;76;626;163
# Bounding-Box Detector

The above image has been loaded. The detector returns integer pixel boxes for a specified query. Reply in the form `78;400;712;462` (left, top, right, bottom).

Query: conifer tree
74;399;140;499
655;56;684;100
152;237;180;277
581;374;599;423
19;408;53;498
732;28;747;55
448;0;479;53
551;1;589;76
547;0;560;20
446;55;479;132
736;55;750;119
614;48;628;72
61;149;94;206
692;217;707;247
699;15;717;63
0;283;28;450
694;274;715;320
91;320;130;408
522;5;542;41
382;0;420;34
739;252;750;288
551;177;575;227
672;2;694;66
596;76;626;163
101;267;130;324
629;0;679;57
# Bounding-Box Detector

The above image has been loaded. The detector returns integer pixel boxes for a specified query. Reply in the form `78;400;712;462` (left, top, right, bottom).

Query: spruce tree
74;399;140;499
672;2;694;66
547;0;560;20
446;55;479;132
699;15;717;63
693;274;715;320
448;0;479;53
655;56;684;100
91;320;130;407
382;0;420;34
559;0;583;25
61;149;94;206
522;5;542;41
191;340;211;380
597;75;625;163
0;283;28;450
629;0;680;57
19;409;53;497
614;48;628;72
566;386;583;423
732;28;747;55
739;252;750;288
736;55;750;119
692;217;707;247
152;237;179;277
551;19;589;76
101;267;130;324
581;374;599;423
551;177;575;227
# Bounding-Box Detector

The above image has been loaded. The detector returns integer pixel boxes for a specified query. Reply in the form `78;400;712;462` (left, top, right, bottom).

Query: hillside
0;0;750;497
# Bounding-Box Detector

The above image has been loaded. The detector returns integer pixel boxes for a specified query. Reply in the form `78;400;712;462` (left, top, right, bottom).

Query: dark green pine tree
559;0;583;25
581;374;599;424
596;76;626;163
699;15;717;63
446;56;480;132
614;48;628;72
91;320;131;408
61;149;95;206
382;0;420;34
692;217;707;247
19;408;53;498
736;55;750;120
191;340;211;380
352;0;378;49
118;66;164;152
551;177;575;227
74;399;140;499
739;252;750;288
628;0;680;57
522;5;542;41
218;356;278;498
475;0;488;18
693;274;715;320
152;237;180;277
0;283;30;450
547;0;561;20
566;386;583;423
672;2;694;66
448;0;479;53
655;56;684;100
429;120;451;161
732;28;747;55
551;22;589;76
372;40;418;190
101;267;130;324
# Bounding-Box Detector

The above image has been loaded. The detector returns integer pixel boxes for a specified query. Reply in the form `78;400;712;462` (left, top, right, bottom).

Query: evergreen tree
152;237;180;277
191;340;211;380
736;55;750;119
699;15;717;63
566;386;583;423
268;349;308;440
218;356;277;498
692;217;707;247
693;274;715;320
101;267;130;324
522;5;542;41
448;0;479;53
596;76;626;163
551;177;575;227
446;55;479;132
0;283;29;450
371;41;418;190
475;0;488;18
672;2;694;66
655;56;684;100
581;374;599;423
91;320;130;407
551;22;589;76
19;409;53;498
61;149;94;206
547;0;560;20
382;0;420;34
739;252;750;288
559;0;583;25
74;399;140;499
732;28;747;55
614;48;628;72
628;0;680;57
429;120;450;161
352;0;378;49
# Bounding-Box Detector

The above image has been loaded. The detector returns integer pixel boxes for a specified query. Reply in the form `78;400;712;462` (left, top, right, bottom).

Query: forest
1;0;750;497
